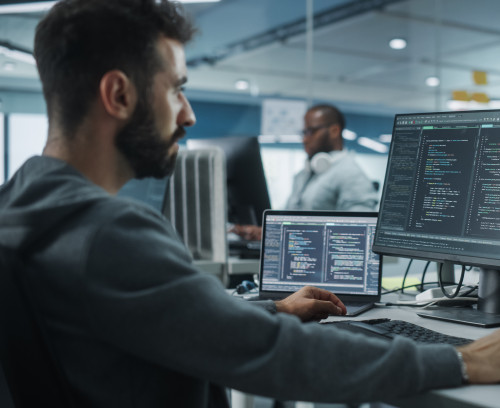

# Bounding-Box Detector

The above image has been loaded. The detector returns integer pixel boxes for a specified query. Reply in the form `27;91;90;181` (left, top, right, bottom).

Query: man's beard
115;96;185;179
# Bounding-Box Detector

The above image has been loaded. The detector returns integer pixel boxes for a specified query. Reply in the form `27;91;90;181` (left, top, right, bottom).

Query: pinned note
452;90;470;101
473;71;488;85
471;92;490;103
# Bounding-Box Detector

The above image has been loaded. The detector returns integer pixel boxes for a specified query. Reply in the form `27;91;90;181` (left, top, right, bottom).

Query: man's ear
328;123;341;139
328;123;343;150
99;70;136;120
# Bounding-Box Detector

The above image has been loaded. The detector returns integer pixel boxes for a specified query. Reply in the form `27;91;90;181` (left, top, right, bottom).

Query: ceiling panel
1;0;500;115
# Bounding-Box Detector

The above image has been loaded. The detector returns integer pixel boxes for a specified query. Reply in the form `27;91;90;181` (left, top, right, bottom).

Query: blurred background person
233;103;378;241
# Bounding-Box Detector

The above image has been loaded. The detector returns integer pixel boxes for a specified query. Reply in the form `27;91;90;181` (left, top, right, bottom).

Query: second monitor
373;109;500;327
187;136;271;227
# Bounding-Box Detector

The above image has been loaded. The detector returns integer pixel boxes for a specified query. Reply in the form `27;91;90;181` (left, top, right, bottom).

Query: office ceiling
1;0;500;115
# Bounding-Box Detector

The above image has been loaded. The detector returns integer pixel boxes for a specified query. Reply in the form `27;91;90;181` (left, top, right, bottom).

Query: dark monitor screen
187;136;271;226
373;109;500;268
117;176;170;214
373;109;500;326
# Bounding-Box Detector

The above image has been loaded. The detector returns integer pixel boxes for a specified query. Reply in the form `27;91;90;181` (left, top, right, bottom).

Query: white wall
261;147;306;209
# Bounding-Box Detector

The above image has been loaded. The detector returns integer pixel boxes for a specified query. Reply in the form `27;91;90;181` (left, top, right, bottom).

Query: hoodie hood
0;156;108;252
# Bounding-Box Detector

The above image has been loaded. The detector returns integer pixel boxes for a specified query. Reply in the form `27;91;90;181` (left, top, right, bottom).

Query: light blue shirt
286;150;378;211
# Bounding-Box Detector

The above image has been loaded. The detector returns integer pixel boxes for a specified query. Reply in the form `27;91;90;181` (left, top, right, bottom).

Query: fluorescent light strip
379;134;392;143
0;45;36;65
357;137;388;154
0;0;220;14
342;129;357;141
0;1;56;13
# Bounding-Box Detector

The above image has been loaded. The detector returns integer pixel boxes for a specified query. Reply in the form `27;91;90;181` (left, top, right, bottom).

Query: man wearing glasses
286;104;378;211
233;104;377;241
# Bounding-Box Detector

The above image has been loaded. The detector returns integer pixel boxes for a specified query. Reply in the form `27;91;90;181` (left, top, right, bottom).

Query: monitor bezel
372;109;500;270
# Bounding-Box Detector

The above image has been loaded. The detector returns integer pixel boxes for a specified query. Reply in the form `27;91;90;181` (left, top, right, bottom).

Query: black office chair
0;362;15;408
0;249;75;407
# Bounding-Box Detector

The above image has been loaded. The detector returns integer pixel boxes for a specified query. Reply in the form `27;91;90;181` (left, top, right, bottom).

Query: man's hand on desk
229;224;262;241
275;286;347;322
458;329;500;384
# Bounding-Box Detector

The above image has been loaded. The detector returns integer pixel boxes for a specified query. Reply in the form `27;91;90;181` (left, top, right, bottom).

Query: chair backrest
163;148;229;283
0;362;15;408
0;250;74;407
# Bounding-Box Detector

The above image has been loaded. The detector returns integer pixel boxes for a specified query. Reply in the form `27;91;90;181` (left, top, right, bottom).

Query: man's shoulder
326;151;366;175
103;195;168;225
7;156;170;234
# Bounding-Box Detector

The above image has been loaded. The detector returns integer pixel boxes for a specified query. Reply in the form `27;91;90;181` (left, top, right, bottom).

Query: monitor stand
418;265;500;328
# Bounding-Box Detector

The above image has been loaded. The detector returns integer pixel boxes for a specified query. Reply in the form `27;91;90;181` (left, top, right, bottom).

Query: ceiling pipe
187;0;406;67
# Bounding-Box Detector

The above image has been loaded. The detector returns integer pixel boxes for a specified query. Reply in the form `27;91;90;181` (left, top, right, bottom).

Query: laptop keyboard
325;318;472;346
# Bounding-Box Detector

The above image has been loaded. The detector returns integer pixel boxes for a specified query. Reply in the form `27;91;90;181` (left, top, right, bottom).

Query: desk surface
324;293;500;408
326;293;497;340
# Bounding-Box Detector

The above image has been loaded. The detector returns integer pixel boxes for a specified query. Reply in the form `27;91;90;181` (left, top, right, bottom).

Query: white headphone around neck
306;151;347;174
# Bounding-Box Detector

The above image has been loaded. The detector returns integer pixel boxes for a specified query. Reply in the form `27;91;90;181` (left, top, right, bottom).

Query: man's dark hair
309;104;345;132
34;0;196;135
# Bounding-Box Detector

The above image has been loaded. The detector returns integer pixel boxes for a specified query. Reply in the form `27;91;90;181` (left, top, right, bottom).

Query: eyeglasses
301;124;331;137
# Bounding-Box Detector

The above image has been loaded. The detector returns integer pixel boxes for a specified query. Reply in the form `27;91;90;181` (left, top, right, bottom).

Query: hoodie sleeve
81;203;462;404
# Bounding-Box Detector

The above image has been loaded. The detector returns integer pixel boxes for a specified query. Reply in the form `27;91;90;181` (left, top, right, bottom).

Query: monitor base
418;306;500;328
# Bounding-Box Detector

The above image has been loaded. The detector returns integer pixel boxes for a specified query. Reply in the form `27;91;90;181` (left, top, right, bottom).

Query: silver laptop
257;210;382;316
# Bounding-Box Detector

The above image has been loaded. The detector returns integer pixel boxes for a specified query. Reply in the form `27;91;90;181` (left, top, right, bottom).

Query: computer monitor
117;176;170;214
187;136;271;226
373;109;500;327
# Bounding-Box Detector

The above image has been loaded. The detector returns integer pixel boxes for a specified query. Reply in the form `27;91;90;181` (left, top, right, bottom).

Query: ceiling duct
187;0;406;67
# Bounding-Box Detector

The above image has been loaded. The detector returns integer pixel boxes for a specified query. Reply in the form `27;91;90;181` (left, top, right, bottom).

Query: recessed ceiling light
389;38;407;50
235;79;250;91
426;76;440;87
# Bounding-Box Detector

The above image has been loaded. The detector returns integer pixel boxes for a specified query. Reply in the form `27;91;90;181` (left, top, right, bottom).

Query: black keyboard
326;318;472;346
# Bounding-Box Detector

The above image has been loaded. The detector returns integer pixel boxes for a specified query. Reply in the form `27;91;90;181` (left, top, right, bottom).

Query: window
8;114;48;178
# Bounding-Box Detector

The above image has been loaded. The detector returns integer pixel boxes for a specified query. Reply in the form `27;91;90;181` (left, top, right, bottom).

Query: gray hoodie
0;156;462;407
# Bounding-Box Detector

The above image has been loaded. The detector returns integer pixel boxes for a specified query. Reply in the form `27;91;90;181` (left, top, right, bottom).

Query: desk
233;293;500;408
324;293;500;408
194;258;260;287
227;257;260;276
